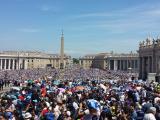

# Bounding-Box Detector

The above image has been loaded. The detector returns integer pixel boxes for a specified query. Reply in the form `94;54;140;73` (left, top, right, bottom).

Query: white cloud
145;9;160;16
39;5;61;13
40;5;51;12
68;2;160;35
74;13;113;18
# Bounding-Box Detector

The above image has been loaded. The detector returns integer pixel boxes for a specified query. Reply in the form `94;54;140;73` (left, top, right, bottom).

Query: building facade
0;32;71;70
79;54;96;69
107;53;139;72
139;37;160;80
0;51;71;70
91;53;111;69
79;52;139;72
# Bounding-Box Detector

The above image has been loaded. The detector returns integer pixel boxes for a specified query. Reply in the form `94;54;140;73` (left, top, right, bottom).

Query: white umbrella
11;87;20;91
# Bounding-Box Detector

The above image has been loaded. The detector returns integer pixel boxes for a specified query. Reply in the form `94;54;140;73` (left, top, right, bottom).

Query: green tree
73;58;79;64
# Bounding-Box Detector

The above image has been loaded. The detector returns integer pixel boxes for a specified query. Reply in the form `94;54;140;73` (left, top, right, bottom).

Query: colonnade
0;58;25;70
139;56;153;79
108;59;138;71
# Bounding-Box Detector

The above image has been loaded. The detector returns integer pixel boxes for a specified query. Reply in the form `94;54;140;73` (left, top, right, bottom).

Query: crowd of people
0;65;159;120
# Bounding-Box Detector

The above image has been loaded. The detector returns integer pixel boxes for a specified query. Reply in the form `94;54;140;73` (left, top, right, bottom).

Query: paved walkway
0;86;11;94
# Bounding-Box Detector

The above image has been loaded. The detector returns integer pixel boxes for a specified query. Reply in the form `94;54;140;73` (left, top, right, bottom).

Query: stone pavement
0;86;11;94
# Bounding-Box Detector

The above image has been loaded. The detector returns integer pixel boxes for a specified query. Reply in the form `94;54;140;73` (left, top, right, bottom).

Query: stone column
12;59;15;70
125;60;127;70
139;57;142;78
118;60;120;70
158;57;160;75
123;60;125;70
132;60;134;72
114;60;118;70
126;59;128;71
134;60;137;72
152;56;155;73
135;60;137;72
4;59;6;70
148;57;150;73
22;59;25;69
0;59;2;70
108;60;111;70
117;60;119;70
15;59;18;70
130;60;132;70
8;59;11;70
83;60;85;69
58;59;60;69
19;59;22;69
54;60;56;68
142;57;145;79
25;59;28;69
79;60;81;66
121;60;123;70
128;60;130;69
150;56;152;73
16;59;19;70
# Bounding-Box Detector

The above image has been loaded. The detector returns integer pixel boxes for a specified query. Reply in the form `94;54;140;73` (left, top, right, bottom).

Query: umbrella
87;99;100;110
58;88;66;93
28;79;33;84
10;95;17;100
47;76;52;79
11;87;20;91
74;86;85;91
53;80;60;85
112;87;120;92
47;90;54;93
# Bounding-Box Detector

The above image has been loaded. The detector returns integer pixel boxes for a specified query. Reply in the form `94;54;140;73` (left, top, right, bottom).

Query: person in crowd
143;107;156;120
0;65;158;120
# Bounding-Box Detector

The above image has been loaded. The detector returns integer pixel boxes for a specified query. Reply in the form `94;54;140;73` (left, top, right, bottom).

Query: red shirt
41;108;48;116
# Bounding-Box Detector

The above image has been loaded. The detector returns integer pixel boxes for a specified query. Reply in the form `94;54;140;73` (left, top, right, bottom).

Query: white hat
22;90;26;95
149;107;156;113
84;109;90;114
57;97;63;104
66;111;71;116
24;112;32;119
12;100;18;105
111;97;116;101
100;100;104;104
46;101;50;107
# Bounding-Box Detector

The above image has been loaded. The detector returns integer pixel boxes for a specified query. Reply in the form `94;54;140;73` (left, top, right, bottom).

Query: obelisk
60;31;64;69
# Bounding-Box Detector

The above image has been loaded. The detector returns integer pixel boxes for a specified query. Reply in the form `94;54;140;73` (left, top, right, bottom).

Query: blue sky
0;0;160;57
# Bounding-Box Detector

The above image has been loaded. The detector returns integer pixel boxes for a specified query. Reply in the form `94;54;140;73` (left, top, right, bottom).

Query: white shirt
54;105;61;120
73;102;79;110
143;113;156;120
120;94;125;102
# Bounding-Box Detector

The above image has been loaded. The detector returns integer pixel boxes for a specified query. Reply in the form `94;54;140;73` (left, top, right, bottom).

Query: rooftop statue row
139;36;160;48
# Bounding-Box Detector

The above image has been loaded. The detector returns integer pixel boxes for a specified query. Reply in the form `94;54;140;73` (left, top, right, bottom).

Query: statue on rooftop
142;41;145;47
139;41;143;48
146;37;151;46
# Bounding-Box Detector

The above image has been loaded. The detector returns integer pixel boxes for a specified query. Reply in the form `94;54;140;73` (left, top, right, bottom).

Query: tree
73;58;79;64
